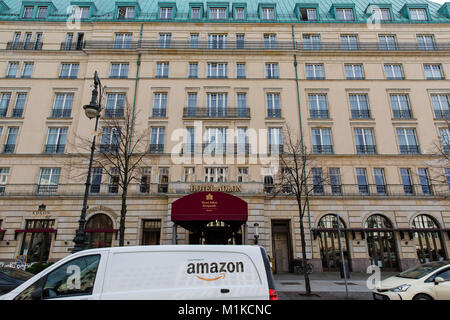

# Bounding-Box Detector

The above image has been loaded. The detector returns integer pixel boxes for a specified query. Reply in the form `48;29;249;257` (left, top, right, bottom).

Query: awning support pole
172;223;177;245
244;223;248;245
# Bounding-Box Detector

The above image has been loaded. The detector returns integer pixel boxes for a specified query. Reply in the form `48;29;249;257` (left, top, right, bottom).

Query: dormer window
336;8;354;21
210;7;227;20
409;8;427;21
75;6;90;20
191;7;201;19
373;8;391;21
37;6;48;19
299;8;317;21
160;7;173;19
235;7;245;20
118;6;134;19
261;7;274;20
22;6;33;19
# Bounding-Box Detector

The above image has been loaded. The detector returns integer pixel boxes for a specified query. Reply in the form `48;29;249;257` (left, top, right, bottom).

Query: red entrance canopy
171;192;248;222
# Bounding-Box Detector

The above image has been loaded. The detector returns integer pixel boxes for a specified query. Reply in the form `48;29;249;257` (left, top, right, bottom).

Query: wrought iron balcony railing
392;110;412;119
351;109;371;119
2;144;15;154
11;109;24;118
310;110;329;119
148;144;164;154
183;108;250;118
50;109;72;118
151;108;167;118
6;41;43;50
267;109;281;118
180;143;251;155
399;145;420;155
44;144;65;154
103;108;124;118
313;145;334;154
99;144;119;154
434;110;450;119
60;42;85;51
356;145;377;155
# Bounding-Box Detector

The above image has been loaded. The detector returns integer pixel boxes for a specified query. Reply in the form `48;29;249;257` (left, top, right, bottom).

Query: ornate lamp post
72;71;102;253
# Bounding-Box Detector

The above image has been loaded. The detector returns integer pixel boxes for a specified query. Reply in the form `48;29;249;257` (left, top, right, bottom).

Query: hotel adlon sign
189;184;242;193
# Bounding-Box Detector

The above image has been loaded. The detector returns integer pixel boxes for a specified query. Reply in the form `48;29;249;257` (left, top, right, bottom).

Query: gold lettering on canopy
189;184;242;193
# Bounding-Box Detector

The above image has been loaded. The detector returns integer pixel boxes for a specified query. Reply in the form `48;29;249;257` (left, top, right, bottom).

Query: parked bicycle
293;259;314;274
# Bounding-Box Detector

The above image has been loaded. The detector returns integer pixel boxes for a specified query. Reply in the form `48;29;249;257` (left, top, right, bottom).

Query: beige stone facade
0;19;449;272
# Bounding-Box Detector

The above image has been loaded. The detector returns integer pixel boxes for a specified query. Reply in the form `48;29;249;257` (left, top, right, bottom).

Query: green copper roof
0;0;449;23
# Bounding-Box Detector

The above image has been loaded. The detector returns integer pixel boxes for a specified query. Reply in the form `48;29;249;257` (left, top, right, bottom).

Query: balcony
148;144;164;154
2;144;15;154
99;144;119;154
351;109;371;119
11;109;24;118
103;108;124;118
313;145;334;154
393;110;412;119
35;185;58;195
267;109;281;118
6;41;43;50
44;144;65;154
60;42;85;51
183;108;250;118
356;145;377;155
310;110;329;119
399;145;420;155
51;109;72;118
151;109;167;118
434;110;450;120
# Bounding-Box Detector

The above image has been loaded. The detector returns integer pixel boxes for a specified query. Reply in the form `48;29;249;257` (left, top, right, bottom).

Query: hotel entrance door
188;221;244;244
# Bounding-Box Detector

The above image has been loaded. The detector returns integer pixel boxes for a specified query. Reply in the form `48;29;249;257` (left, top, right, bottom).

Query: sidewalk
274;272;397;300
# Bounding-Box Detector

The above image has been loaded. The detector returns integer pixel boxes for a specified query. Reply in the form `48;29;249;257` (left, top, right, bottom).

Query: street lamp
254;223;259;245
72;71;102;253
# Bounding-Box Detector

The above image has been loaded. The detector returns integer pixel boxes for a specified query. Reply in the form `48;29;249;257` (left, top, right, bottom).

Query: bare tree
269;124;328;296
72;100;149;246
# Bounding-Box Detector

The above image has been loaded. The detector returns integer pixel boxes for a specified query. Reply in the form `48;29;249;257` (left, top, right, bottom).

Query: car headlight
390;284;411;292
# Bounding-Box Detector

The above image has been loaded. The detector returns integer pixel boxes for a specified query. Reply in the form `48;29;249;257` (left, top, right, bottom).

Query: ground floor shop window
19;219;55;263
142;219;161;245
85;214;114;249
413;215;446;263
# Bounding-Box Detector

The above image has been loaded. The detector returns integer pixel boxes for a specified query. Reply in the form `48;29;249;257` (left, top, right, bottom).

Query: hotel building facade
0;0;449;273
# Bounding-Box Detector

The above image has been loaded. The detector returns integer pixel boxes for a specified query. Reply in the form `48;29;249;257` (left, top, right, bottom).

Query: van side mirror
31;287;43;300
434;277;445;285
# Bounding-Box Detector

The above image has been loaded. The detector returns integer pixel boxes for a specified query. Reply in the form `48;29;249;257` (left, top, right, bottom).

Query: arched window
412;215;446;263
364;214;398;270
85;213;114;249
317;214;350;271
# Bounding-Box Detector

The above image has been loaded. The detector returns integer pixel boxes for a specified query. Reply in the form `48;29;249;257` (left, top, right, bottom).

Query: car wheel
413;294;433;301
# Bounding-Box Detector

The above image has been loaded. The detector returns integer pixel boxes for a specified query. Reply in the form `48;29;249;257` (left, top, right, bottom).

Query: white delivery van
0;245;277;300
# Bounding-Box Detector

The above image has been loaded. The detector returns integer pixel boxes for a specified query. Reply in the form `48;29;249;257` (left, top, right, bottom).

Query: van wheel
413;294;433;301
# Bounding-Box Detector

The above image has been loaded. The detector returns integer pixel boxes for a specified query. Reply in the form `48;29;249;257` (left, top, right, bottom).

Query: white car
373;261;450;300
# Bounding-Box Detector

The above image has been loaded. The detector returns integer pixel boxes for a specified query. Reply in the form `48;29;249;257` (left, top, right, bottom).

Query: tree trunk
119;186;127;246
298;200;312;295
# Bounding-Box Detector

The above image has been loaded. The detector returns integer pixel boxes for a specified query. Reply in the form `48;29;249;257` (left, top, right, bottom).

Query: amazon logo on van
187;261;244;281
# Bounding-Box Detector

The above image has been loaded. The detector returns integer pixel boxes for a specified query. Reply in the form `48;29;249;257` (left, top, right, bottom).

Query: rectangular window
417;35;435;51
184;127;195;154
268;128;282;154
400;168;414;195
424;64;443;80
118;7;135;19
23;7;33;19
108;168;119;194
418;168;432;195
45;127;67;154
208;34;227;49
204;167;227;182
0;93;11;117
206;93;228;117
159;33;171;48
52;93;73;118
261;8;274;20
100;127;121;153
312;168;324;194
0;167;9;194
349;94;370;118
264;34;276;49
309;94;328;119
183;166;195;182
431;94;450;119
190;34;199;49
110;63;129;78
75;6;90;19
37;168;60;194
187;92;197;109
373;168;386;195
329;168;342;195
105;93;125;118
336;8;354;21
345;64;364;80
140;168;151;193
356;168;369;195
390;94;412;119
236;63;246;78
188;62;198;78
439;128;450;154
4;127;18;153
340;35;358;50
235;8;245;20
209;7;227;20
373;8;391;21
312;128;333;154
90;167;102;193
445;169;450;190
207;63;228;78
152;93;167;118
237;127;249;155
303;34;320;50
237;167;248;182
150;127;165;153
160;7;173;20
266;93;281;118
21;62;34;78
384;64;404;80
37;7;48;19
142;220;161;245
236;34;245;49
60;63;79;78
156;62;169;78
191;7;201;20
237;93;247;116
7;62;18;78
265;63;279;79
354;128;376;154
299;8;317;21
12;93;27;118
397;128;419;154
114;33;132;49
305;64;324;79
158;168;169;193
409;8;428;21
378;35;397;50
